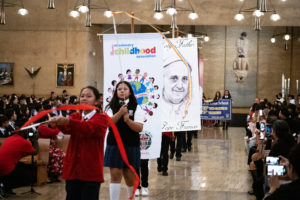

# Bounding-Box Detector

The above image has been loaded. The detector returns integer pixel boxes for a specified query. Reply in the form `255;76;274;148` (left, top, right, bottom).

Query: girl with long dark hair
104;81;144;200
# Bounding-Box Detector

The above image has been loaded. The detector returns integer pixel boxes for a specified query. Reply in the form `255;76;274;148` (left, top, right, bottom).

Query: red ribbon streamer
17;104;139;200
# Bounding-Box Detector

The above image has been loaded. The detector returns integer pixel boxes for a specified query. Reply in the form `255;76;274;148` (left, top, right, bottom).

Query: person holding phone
264;144;300;199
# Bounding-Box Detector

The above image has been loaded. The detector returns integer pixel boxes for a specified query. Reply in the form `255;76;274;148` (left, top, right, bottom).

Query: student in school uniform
50;86;108;200
104;81;144;200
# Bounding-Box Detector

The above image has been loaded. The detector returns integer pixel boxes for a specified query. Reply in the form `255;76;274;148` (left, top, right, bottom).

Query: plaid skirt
104;145;140;170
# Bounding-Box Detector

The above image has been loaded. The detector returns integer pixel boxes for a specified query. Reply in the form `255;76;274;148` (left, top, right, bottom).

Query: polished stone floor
7;127;255;200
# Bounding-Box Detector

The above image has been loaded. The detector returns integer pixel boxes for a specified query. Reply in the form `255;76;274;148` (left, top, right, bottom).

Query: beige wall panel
257;27;292;101
0;30;90;97
198;26;226;99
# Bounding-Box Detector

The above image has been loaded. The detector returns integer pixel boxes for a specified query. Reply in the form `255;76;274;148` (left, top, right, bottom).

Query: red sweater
58;112;108;182
38;125;60;138
0;134;34;176
162;132;172;138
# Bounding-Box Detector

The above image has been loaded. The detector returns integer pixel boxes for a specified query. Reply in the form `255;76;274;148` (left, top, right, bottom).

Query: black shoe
176;157;181;161
188;146;192;152
247;190;255;195
157;167;162;172
169;153;174;159
162;171;168;176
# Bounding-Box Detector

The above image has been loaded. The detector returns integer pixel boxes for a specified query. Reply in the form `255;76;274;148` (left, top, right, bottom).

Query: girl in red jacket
50;86;108;200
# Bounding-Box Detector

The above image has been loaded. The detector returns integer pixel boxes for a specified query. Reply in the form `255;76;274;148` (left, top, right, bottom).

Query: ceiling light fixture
153;0;199;38
0;0;28;25
234;0;281;31
70;0;112;27
18;8;28;16
269;27;297;51
48;0;55;9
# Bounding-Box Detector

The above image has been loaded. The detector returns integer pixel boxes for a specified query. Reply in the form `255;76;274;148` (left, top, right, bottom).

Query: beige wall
0;30;91;97
1;24;299;110
199;26;300;106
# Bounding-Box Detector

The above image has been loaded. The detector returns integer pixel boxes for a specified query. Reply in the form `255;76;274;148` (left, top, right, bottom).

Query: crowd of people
244;93;300;200
1;86;300;200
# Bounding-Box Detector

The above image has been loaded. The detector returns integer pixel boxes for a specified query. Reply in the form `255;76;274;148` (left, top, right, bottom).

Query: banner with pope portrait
161;38;201;132
103;33;163;159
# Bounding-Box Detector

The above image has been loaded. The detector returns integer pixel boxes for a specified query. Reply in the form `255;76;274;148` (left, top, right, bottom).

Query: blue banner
201;99;232;120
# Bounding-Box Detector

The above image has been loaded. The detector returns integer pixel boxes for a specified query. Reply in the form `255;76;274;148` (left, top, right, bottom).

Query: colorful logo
106;68;160;123
140;131;152;151
110;44;156;57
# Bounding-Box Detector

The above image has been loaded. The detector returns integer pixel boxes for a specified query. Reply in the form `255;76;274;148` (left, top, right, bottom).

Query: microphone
119;100;125;106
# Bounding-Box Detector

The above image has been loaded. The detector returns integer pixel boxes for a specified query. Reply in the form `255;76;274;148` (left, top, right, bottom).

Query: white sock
127;186;134;199
110;183;121;200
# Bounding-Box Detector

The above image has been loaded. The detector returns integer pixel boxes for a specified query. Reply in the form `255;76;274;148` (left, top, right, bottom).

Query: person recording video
0;128;38;196
264;143;300;199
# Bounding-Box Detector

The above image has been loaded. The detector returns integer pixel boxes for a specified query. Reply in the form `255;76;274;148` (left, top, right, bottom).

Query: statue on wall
24;66;41;95
233;32;249;83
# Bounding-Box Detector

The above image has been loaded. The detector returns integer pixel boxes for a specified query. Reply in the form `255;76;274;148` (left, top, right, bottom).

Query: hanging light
204;35;210;42
234;13;244;21
253;9;264;17
270;13;280;21
48;0;55;9
284;34;290;41
18;8;28;16
78;5;89;13
254;17;261;31
271;37;276;43
166;7;177;15
69;10;80;18
104;10;113;18
154;0;162;12
188;12;198;20
170;15;177;29
260;0;267;12
154;12;163;20
0;1;5;25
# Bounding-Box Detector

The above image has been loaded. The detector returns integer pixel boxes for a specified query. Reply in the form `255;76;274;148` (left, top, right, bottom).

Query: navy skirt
104;145;140;170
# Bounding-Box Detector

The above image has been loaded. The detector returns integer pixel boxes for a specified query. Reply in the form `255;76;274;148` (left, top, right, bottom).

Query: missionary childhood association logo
106;68;160;122
139;131;152;151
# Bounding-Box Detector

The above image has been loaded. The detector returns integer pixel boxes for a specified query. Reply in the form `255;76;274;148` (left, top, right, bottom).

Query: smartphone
266;156;279;165
259;132;264;140
260;122;265;132
267;165;286;176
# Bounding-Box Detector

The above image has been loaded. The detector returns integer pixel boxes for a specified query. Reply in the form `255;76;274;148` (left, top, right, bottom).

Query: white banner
162;38;201;131
103;33;163;159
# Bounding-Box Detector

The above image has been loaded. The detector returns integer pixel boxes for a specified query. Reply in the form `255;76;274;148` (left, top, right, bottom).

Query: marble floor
6;127;255;200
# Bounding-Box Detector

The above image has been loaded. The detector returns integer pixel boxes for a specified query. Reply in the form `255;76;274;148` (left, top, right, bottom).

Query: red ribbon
17;104;139;200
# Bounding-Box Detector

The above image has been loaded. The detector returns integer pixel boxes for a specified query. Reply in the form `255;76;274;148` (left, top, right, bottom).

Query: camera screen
260;122;265;132
266;156;279;165
259;132;264;140
267;165;286;176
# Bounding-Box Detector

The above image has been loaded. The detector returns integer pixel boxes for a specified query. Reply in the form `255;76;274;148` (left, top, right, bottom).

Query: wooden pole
131;12;135;33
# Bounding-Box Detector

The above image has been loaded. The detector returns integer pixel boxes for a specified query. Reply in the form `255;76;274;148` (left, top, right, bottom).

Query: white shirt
82;110;97;121
106;101;144;124
0;127;6;137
